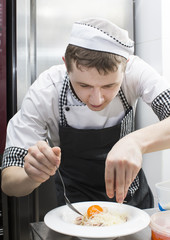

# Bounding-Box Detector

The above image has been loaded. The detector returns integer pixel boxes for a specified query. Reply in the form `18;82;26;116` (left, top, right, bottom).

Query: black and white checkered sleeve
151;89;170;120
2;147;28;169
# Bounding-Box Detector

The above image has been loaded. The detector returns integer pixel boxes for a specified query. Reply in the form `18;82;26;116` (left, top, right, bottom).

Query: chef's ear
62;56;68;71
62;56;66;64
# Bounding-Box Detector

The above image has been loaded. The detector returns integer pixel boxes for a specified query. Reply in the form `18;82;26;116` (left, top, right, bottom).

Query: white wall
135;0;170;206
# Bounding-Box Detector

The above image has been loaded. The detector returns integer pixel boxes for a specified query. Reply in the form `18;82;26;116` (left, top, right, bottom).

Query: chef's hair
65;44;127;74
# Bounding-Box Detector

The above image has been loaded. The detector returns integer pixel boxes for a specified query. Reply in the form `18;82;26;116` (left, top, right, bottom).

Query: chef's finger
24;158;54;183
37;141;59;166
124;168;133;199
25;152;57;176
27;145;57;172
52;147;61;168
24;162;51;183
105;160;115;198
115;163;125;203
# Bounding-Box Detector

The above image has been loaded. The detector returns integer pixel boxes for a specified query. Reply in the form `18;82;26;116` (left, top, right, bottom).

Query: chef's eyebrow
77;82;118;87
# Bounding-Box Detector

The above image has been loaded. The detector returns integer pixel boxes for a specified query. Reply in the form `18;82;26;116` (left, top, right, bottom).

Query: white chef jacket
3;55;170;168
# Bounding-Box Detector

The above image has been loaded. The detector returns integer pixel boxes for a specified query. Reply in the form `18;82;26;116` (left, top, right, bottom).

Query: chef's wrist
127;128;154;155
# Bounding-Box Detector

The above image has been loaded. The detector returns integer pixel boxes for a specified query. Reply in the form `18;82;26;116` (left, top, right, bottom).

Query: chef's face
68;61;124;111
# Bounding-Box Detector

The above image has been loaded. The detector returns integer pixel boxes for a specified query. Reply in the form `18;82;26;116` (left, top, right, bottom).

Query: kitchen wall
36;0;134;78
135;0;170;206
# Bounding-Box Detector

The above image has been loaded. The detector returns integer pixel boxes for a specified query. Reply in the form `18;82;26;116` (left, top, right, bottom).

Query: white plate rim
44;201;151;239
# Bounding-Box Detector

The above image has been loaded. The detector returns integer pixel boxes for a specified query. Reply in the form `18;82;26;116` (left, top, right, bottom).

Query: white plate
44;201;150;240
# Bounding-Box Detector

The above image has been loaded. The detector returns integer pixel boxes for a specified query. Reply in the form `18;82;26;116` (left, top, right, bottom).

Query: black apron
55;74;154;209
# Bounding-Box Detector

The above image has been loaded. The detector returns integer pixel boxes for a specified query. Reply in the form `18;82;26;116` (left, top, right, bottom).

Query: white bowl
44;201;150;240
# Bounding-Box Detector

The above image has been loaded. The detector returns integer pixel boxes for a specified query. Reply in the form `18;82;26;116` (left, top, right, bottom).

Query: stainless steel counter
30;208;157;240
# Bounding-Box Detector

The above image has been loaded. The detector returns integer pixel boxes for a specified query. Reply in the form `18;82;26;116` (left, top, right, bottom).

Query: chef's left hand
105;135;142;203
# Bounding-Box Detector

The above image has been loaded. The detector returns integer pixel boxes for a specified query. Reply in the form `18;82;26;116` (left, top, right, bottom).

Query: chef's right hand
24;141;61;183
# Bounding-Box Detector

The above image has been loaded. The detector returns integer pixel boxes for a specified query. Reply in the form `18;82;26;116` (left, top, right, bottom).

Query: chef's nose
89;88;104;105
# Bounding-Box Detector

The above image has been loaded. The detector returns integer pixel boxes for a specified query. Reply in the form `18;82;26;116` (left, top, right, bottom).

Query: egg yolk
87;205;103;218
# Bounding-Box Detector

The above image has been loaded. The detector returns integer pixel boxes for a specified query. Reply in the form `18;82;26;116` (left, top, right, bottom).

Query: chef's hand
24;141;61;184
105;135;142;203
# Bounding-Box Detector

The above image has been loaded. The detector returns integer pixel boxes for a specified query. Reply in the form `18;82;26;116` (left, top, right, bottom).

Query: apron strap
118;88;135;138
59;73;69;126
118;88;131;111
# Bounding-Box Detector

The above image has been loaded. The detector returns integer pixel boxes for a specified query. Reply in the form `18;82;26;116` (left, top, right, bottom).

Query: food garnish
75;204;127;226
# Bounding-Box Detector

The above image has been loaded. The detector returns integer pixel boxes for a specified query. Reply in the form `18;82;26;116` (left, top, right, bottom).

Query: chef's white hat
69;18;134;59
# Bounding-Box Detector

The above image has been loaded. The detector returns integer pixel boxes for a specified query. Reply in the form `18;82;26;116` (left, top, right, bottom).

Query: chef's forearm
130;117;170;154
1;166;41;197
128;116;170;154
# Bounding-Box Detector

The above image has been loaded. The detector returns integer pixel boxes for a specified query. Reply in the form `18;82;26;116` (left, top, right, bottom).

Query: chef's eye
102;84;115;89
80;84;90;88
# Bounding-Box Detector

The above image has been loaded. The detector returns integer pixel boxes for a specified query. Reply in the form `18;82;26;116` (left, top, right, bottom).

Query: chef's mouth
89;104;104;109
91;104;102;107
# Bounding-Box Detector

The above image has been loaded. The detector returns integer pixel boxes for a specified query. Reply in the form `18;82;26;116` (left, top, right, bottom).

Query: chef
1;18;170;209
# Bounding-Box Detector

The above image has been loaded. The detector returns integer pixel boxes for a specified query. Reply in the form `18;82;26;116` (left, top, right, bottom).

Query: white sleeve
5;95;48;150
5;68;61;149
